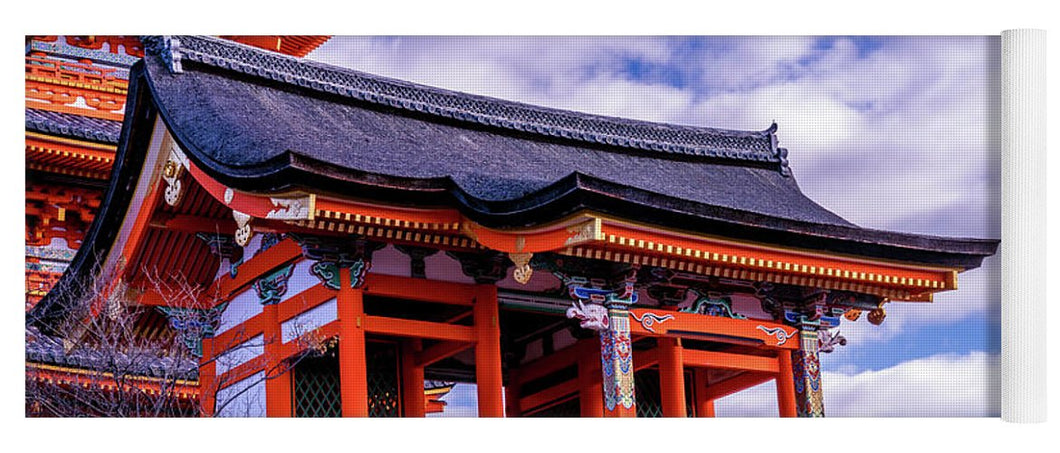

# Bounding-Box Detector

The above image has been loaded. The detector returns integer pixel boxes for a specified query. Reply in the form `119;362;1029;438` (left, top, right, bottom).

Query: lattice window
294;353;342;417
367;341;401;417
634;368;695;417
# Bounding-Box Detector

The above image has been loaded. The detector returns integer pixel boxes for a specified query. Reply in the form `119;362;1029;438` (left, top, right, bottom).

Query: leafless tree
26;259;329;417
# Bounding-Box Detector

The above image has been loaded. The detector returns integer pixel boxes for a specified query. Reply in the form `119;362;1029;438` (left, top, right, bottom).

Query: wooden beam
149;213;235;234
364;315;475;342
514;339;594;385
776;350;797;417
363;273;475;306
703;372;775;401
634;345;660;371
415;340;474;367
683;349;779;373
519;379;579;413
474;285;504;417
658;337;686;417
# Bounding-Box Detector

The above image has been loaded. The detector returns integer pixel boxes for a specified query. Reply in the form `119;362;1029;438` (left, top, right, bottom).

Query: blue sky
307;36;1000;417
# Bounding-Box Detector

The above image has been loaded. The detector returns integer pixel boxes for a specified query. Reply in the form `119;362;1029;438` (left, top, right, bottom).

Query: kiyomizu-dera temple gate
31;36;997;417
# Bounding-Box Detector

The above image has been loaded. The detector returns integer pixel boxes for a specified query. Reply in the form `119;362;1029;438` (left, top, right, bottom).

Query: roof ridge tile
142;35;790;174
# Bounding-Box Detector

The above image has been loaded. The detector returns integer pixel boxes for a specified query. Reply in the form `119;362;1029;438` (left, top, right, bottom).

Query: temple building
28;35;998;417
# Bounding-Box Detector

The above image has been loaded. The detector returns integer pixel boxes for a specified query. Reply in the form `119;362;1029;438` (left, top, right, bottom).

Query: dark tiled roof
25;108;122;144
140;35;790;172
139;38;852;228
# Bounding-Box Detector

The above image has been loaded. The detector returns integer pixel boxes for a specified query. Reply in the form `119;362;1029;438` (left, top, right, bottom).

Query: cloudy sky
307;36;1000;417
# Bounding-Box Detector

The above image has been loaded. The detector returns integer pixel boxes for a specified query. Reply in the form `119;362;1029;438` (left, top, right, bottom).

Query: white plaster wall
281;297;337;343
215;371;266;417
216;287;263;336
277;259;317;305
214;334;264;376
423;252;476;284
730;293;772;320
368;245;410;277
241;234;264;260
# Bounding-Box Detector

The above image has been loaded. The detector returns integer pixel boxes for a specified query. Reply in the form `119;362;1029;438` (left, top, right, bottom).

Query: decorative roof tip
142;35;182;73
141;35;793;175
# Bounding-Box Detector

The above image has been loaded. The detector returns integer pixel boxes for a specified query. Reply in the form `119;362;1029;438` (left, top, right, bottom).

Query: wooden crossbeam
683;350;779;373
514;339;595;385
363;274;475;306
364;315;475;342
416;340;474;367
519;378;579;413
702;371;775;401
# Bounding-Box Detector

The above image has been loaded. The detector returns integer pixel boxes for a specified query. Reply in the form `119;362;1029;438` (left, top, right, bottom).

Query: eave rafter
153;127;960;302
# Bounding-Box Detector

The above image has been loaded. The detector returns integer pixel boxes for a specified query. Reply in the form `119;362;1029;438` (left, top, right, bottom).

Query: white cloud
308;35;999;355
716;352;999;417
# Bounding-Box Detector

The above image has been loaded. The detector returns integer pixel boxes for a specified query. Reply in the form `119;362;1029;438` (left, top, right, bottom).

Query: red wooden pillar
776;349;798;417
474;284;504;417
658;337;687;417
402;339;426;417
264;303;292;417
199;337;216;417
505;369;522;417
692;369;715;417
338;268;369;417
578;339;604;417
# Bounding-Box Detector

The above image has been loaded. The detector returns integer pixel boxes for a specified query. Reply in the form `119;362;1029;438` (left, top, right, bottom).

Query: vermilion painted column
402;339;426;417
338;268;369;417
601;307;636;417
792;329;824;417
692;369;715;417
578;340;604;417
264;303;292;417
658;337;687;417
474;284;504;417
776;350;798;417
199;337;216;417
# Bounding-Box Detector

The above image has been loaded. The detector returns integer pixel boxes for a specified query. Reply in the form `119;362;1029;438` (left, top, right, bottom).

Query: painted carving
563;219;599;246
349;259;370;288
566;300;609;331
157;303;226;357
681;295;746;319
843;308;862;321
310;261;341;290
265;196;312;220
792;330;824;417
509;252;533;284
757;325;797;347
867;307;886;325
600;312;636;411
232;210;253;247
629;311;674;333
253;264;295;305
161;147;187;207
817;329;847;353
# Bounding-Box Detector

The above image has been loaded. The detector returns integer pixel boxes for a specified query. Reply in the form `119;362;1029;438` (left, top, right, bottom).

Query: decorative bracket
232;210;253;247
161;145;189;207
253;263;295;305
509;252;533;284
